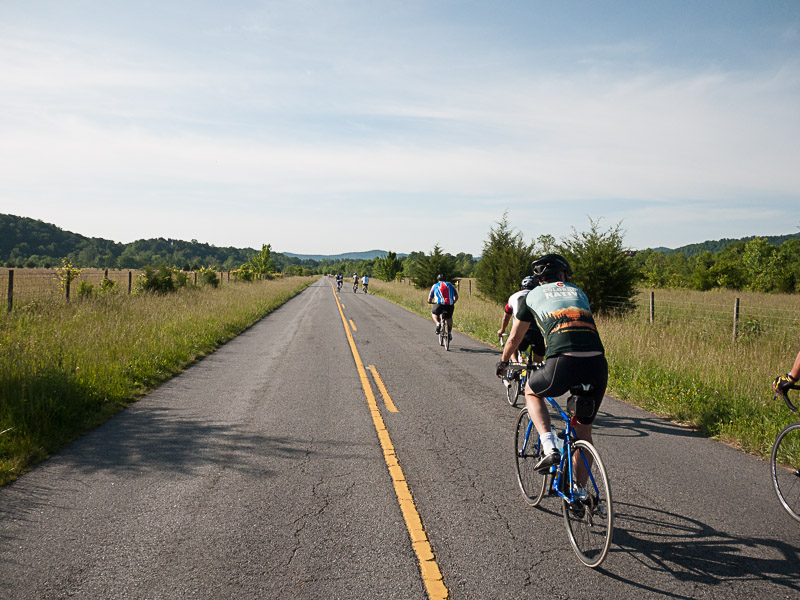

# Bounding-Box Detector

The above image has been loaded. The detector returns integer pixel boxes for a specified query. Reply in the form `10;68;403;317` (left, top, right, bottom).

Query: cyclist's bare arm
500;319;530;364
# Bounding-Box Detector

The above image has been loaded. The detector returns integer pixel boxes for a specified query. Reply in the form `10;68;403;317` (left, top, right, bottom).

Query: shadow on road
598;502;800;598
593;411;705;441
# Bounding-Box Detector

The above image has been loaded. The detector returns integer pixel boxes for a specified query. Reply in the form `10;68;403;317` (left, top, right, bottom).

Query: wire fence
606;291;800;344
0;268;235;311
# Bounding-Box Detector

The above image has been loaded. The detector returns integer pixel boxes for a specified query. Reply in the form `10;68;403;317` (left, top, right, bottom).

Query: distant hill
661;232;800;257
283;250;407;261
0;214;404;271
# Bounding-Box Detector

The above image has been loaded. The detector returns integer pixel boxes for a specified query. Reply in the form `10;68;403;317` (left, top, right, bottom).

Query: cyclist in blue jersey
496;254;607;473
427;274;458;341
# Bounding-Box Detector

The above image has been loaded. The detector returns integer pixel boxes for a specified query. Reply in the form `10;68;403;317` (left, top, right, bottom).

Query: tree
557;218;637;316
410;245;458;289
474;212;537;304
249;244;275;278
373;251;404;281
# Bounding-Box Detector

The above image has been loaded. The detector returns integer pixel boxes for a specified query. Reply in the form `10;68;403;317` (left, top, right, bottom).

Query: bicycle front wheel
771;421;800;523
562;440;613;568
514;409;547;506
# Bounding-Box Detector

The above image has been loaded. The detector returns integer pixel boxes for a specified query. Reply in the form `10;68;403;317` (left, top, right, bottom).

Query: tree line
4;212;799;303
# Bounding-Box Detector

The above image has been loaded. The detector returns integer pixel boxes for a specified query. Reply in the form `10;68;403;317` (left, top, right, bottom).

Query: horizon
2;1;799;255
4;212;799;260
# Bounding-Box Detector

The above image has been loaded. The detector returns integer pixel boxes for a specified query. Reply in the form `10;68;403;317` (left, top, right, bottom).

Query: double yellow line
330;282;448;600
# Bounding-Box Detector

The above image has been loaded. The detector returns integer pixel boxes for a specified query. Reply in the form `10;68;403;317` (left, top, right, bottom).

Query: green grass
0;276;314;485
370;279;800;460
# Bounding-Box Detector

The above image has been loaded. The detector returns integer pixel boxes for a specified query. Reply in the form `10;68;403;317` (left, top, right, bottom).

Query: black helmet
436;274;445;281
521;276;536;290
531;254;572;282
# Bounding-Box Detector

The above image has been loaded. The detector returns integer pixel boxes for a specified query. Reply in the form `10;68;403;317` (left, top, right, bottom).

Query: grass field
369;279;800;461
0;276;314;485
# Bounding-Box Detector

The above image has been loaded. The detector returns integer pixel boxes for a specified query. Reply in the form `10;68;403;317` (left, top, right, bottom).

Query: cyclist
498;276;546;366
336;273;343;291
362;274;370;294
774;350;800;396
496;254;607;475
352;273;359;292
427;274;458;341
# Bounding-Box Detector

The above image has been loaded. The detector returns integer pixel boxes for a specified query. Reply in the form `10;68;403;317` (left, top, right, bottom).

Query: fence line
1;268;234;312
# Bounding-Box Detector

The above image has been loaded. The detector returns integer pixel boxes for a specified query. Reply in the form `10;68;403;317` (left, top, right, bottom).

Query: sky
1;0;799;256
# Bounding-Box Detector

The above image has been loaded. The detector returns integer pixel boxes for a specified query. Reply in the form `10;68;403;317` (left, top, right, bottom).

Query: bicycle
511;366;613;568
499;335;531;407
436;316;451;351
362;283;369;294
337;279;343;292
353;280;358;293
771;382;800;523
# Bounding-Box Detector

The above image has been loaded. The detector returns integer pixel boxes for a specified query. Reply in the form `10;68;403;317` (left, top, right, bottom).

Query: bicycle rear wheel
514;409;547;506
562;440;613;568
444;326;450;351
771;421;800;523
506;374;521;407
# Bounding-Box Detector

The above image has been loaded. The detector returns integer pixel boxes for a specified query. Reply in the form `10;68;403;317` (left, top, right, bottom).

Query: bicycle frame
520;395;600;505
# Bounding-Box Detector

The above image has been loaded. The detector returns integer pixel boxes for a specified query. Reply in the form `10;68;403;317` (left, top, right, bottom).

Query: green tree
474;212;536;304
410;245;458;289
557;218;638;316
373;251;404;281
249;244;275;278
688;250;716;291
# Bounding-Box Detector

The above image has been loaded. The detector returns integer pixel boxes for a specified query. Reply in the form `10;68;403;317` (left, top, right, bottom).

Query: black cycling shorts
520;325;546;357
432;304;455;319
525;354;608;424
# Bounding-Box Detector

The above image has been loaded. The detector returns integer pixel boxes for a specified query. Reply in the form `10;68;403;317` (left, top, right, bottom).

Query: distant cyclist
498;276;546;365
496;254;607;474
352;273;359;293
336;273;343;291
362;274;370;294
427;274;458;341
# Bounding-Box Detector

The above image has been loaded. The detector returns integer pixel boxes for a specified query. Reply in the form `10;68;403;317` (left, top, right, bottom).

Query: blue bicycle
511;368;613;568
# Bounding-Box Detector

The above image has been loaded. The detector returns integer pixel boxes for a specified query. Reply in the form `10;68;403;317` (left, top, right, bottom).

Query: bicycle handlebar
775;384;800;413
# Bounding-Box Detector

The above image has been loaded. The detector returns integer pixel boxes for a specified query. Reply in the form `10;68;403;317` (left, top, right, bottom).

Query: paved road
1;278;798;599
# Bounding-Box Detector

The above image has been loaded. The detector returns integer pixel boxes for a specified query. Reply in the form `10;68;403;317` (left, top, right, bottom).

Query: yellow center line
349;319;357;332
328;280;448;600
368;365;399;413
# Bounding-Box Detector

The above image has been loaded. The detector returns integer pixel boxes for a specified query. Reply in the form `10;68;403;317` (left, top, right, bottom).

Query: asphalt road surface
2;278;798;599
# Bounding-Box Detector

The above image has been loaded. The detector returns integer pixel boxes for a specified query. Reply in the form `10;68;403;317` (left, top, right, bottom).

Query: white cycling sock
539;431;557;454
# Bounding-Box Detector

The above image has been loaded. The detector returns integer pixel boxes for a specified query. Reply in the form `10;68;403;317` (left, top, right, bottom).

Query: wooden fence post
6;269;13;313
649;291;655;324
128;271;132;294
469;280;472;296
733;297;740;343
65;278;70;302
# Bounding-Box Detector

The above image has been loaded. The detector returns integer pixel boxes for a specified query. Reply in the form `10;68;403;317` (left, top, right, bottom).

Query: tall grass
0;277;314;484
370;280;800;459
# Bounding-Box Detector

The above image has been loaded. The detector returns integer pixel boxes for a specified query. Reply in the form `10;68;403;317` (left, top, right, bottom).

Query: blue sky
1;1;799;256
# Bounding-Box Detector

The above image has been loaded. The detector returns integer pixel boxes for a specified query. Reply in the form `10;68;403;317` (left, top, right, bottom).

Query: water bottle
553;428;565;454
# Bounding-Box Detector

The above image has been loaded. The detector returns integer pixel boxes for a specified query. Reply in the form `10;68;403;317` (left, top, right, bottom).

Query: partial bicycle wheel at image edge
771;421;800;523
562;440;613;568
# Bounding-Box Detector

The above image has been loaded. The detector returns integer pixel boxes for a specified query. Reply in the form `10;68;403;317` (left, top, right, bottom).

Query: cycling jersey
362;276;369;284
428;281;458;305
505;289;545;357
517;281;604;358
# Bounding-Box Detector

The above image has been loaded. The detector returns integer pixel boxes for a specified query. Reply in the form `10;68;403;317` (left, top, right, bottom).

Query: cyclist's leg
569;354;608;487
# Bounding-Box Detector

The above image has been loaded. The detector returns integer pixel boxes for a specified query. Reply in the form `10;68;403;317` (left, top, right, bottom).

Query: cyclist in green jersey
496;254;608;472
